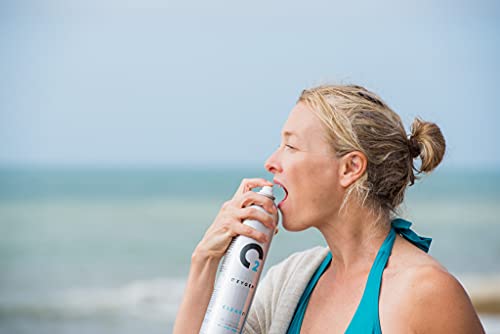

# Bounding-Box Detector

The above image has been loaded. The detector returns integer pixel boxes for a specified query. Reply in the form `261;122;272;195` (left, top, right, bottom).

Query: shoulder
389;236;485;333
400;265;485;334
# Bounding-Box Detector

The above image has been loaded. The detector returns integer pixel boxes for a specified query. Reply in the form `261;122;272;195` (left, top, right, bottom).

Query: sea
0;166;499;333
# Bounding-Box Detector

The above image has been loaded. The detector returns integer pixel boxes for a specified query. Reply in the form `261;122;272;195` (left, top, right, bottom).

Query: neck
317;202;391;277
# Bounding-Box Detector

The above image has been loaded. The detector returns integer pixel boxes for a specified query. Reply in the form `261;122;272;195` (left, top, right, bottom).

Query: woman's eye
277;143;297;151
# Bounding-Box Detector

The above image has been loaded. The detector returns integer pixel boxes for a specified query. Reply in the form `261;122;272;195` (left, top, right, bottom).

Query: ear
338;151;367;188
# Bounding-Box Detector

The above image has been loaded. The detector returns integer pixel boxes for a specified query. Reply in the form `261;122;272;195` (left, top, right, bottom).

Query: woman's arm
173;178;277;334
408;267;485;334
172;249;220;334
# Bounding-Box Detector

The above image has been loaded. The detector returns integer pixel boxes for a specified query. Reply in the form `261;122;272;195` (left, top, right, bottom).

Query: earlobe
338;152;367;188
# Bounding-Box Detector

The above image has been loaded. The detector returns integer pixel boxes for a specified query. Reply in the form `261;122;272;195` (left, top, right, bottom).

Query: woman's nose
264;149;282;174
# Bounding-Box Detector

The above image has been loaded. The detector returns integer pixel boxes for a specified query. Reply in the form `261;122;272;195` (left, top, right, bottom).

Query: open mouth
273;179;288;207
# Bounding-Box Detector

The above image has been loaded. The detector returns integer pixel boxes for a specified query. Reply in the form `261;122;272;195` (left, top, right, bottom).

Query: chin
279;201;311;232
280;216;311;232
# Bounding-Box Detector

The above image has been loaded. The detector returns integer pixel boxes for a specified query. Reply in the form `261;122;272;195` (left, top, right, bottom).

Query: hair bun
409;117;446;175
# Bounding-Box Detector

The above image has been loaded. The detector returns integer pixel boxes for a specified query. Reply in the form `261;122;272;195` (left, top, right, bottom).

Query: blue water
0;167;499;333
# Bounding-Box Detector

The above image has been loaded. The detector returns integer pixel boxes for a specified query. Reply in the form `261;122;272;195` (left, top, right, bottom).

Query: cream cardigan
243;246;330;334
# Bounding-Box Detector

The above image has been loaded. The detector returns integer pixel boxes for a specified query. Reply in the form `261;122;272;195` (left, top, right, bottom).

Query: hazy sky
1;0;499;169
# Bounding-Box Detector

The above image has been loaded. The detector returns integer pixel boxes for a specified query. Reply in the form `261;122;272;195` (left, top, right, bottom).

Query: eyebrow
282;131;299;139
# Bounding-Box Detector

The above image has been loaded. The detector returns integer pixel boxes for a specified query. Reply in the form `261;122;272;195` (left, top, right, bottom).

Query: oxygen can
199;186;277;334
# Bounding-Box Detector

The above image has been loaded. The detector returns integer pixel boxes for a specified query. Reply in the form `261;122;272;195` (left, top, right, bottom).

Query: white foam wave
2;275;500;333
0;277;187;321
61;277;186;320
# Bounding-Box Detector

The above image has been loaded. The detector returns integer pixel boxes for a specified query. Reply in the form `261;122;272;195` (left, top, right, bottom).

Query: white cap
258;186;274;199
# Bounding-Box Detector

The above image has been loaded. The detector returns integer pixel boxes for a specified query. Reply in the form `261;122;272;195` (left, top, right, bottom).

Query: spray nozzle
258;185;275;200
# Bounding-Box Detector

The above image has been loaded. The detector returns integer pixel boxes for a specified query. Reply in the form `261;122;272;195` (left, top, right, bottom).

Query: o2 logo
239;243;264;272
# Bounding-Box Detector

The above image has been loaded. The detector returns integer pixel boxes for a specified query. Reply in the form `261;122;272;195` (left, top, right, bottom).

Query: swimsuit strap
287;251;333;332
345;225;396;333
286;218;433;334
346;218;433;333
391;218;432;253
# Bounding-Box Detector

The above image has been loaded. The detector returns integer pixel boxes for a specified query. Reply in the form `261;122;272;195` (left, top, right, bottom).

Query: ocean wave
1;275;500;333
0;278;186;321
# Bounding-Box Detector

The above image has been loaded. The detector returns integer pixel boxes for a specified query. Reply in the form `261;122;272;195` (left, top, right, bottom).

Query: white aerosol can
199;186;277;334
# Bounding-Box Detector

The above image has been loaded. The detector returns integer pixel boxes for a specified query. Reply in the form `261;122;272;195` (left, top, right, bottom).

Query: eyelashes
276;143;298;152
278;144;296;151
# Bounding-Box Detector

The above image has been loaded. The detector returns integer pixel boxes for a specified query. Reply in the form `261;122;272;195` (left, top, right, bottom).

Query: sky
1;0;499;169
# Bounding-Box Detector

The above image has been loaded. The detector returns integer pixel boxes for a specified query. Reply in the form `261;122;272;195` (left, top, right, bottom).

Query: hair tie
408;136;421;159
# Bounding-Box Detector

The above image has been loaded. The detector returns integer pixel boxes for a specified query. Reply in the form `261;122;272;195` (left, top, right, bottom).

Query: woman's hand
193;178;279;262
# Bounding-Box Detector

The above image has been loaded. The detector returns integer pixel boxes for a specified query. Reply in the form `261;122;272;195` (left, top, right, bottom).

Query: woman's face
265;102;344;231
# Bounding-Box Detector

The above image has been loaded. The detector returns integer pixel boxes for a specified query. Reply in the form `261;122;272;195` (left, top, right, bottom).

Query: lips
273;179;288;207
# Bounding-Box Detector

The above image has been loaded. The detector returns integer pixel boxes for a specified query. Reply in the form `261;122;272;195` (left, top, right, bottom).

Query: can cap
258;186;274;199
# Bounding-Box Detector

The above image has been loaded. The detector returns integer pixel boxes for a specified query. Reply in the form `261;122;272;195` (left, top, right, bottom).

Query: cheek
303;159;340;211
281;156;340;228
308;157;338;187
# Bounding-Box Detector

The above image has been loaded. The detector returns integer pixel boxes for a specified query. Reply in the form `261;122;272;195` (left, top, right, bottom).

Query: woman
174;85;485;333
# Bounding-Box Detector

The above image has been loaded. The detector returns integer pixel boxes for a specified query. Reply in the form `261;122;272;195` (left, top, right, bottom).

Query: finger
238;206;276;230
274;227;279;235
239;191;277;216
234;178;273;197
231;222;269;243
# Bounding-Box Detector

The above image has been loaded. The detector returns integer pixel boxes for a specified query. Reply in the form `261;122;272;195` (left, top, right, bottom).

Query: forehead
281;102;325;139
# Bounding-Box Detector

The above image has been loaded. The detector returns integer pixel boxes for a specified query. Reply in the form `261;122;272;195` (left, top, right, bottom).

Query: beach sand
461;275;500;315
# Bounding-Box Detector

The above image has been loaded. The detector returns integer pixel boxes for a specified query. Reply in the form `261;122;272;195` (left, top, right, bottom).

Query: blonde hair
299;84;446;221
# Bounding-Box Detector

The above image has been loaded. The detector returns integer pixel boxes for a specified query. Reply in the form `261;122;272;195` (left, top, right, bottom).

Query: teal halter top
286;218;432;334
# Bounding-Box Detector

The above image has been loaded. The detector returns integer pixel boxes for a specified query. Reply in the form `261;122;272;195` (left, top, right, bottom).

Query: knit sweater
243;246;330;334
